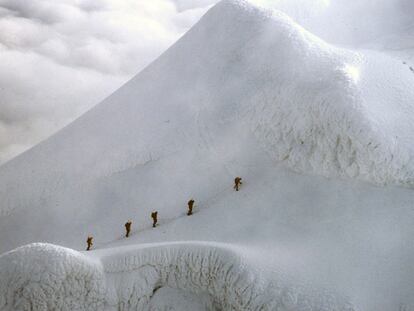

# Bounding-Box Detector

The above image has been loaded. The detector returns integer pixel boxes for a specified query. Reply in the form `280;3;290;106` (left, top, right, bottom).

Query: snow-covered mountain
1;0;414;310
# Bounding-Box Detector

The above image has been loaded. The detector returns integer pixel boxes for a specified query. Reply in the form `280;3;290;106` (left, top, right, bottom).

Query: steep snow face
248;48;414;184
0;242;355;311
200;1;414;185
0;243;106;311
0;0;413;258
0;0;414;252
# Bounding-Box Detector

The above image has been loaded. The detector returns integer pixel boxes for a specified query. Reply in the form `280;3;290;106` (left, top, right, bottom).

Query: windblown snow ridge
205;0;414;187
0;243;106;311
0;242;355;311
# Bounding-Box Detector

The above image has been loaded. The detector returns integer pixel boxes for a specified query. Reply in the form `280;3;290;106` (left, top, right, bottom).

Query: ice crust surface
0;242;355;310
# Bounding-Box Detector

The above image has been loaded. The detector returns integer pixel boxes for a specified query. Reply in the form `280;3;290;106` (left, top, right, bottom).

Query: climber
86;236;93;251
234;177;243;191
151;211;158;228
187;199;195;216
125;221;132;238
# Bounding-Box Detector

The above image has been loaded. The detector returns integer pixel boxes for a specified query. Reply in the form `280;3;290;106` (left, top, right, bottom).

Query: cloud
0;0;208;164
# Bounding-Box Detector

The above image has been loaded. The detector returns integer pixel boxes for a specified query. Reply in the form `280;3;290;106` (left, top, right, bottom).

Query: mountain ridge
1;1;414;309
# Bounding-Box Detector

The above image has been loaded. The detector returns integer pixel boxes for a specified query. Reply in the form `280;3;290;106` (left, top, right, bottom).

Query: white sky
0;0;215;164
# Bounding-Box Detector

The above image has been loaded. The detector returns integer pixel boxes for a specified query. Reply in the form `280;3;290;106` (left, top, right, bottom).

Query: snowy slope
1;0;414;250
1;0;414;310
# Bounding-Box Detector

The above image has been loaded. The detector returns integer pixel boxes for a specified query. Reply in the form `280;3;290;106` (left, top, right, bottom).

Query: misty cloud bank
0;0;207;164
0;0;413;164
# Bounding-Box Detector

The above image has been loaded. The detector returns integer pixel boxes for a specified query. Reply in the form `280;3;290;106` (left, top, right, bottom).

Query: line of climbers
86;177;243;251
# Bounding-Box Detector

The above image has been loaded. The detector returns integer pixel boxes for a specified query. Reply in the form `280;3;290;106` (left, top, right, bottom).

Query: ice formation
0;242;355;310
0;243;105;311
1;0;414;252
